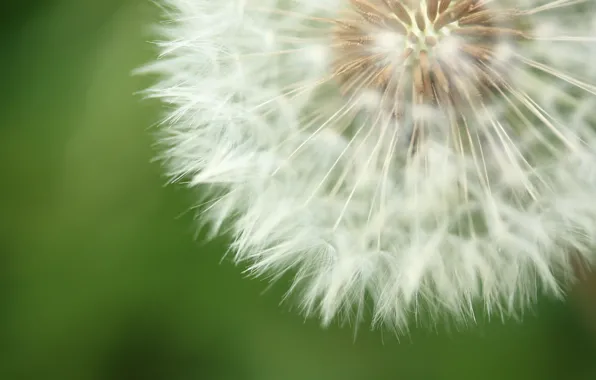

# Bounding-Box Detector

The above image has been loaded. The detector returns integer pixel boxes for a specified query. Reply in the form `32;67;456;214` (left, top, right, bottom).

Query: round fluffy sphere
144;0;596;329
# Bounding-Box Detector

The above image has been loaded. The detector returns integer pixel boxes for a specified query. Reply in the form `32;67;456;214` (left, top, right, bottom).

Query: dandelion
143;0;596;329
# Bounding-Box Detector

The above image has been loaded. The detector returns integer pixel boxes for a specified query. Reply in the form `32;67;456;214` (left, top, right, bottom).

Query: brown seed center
332;0;525;130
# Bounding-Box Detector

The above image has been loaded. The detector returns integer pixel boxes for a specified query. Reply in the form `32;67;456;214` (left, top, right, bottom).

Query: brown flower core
332;0;527;148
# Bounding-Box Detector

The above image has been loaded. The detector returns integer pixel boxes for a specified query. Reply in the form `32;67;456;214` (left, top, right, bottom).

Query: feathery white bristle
144;0;596;330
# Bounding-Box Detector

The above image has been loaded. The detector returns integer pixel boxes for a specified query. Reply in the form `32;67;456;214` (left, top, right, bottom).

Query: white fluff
143;0;596;329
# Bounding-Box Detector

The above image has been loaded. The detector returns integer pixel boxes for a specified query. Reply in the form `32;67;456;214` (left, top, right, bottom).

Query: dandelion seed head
145;0;596;330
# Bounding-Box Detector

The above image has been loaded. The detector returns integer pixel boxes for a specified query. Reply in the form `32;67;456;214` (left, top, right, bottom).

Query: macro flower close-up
144;0;596;330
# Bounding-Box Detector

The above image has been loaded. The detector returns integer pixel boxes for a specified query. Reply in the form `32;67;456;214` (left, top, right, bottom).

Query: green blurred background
1;1;596;379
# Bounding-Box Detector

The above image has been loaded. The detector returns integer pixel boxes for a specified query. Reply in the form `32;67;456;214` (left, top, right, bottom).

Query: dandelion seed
143;0;596;330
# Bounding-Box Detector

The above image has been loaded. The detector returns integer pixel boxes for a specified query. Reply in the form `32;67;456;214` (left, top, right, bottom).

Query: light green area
1;1;595;379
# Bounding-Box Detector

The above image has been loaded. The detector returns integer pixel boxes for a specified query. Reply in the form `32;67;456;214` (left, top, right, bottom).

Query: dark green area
1;1;595;379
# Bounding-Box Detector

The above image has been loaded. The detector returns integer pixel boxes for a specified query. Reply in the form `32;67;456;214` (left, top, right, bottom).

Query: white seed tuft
144;0;596;330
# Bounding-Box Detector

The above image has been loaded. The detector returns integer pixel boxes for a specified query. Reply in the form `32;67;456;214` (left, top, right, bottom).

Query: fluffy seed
144;0;596;331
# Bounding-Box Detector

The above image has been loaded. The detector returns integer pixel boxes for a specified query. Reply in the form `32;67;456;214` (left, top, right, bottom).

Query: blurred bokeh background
1;1;595;379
